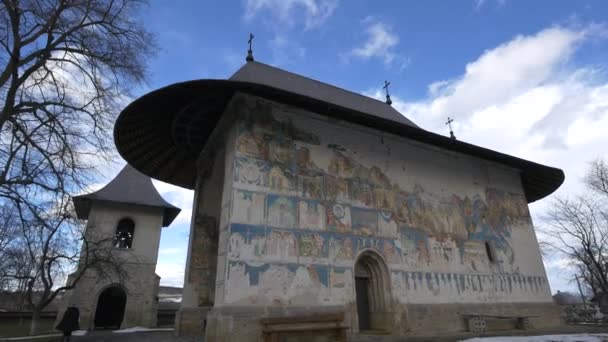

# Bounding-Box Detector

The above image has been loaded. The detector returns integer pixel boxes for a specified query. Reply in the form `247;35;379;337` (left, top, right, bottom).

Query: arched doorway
94;285;127;329
354;251;393;332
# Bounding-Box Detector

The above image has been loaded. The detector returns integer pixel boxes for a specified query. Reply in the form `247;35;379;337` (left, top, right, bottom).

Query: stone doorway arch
354;250;393;332
94;285;127;329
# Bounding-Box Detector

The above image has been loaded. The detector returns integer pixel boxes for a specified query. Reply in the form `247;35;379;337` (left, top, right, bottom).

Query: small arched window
113;218;135;249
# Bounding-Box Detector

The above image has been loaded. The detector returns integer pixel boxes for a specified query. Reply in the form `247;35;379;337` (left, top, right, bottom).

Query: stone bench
261;312;348;342
463;314;537;333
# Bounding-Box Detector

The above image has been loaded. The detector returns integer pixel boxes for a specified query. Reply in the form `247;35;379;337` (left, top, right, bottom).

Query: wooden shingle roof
73;165;181;227
230;61;418;128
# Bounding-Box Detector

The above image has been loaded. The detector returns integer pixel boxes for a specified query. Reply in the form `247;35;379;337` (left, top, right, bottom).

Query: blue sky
96;1;608;293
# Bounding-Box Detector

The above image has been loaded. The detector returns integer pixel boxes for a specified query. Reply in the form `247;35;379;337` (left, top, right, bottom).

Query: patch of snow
461;334;608;342
72;330;88;336
112;327;173;334
159;297;182;303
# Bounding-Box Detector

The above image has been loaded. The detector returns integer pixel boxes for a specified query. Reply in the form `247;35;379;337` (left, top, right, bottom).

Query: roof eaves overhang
115;79;564;203
72;195;181;227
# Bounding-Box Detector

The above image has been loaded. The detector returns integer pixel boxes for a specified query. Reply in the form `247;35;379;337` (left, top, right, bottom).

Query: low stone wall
405;302;562;334
0;311;57;337
204;305;346;342
157;309;178;328
174;307;209;336
0;309;177;335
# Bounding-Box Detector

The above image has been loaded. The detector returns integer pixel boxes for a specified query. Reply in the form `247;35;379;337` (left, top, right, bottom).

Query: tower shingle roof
73;165;181;227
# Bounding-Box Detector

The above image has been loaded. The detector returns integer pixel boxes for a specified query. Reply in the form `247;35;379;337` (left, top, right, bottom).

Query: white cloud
244;0;338;30
474;0;507;10
156;262;186;287
152;179;194;225
405;27;583;124
159;247;183;255
368;26;608;293
153;180;191;288
347;19;409;69
269;34;307;66
352;21;397;63
243;0;336;67
541;254;578;295
391;27;608;199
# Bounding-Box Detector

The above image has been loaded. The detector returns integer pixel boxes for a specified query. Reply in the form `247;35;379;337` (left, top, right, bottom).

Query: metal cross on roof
246;33;255;62
446;116;456;140
383;80;392;105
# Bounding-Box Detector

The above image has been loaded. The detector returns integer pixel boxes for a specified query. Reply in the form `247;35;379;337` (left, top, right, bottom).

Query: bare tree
0;0;155;335
2;196;129;334
0;205;16;268
1;0;155;195
585;159;608;198
543;158;608;309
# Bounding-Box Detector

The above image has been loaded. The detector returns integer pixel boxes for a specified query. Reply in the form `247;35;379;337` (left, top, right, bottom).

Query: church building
114;53;564;340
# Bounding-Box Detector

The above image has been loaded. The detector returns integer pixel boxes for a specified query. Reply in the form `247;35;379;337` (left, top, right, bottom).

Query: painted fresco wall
218;93;552;308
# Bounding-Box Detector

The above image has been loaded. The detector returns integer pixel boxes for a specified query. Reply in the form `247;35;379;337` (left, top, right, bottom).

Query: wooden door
355;276;370;331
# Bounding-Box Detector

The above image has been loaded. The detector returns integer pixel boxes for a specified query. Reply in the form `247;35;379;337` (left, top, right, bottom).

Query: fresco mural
378;211;399;238
227;97;539;305
228;223;265;261
350;178;374;208
326;203;351;233
267;195;297;228
326;175;350;202
268;137;294;166
234;157;268;189
298;200;325;230
225;261;331;305
232;189;265;225
351;207;377;236
328;235;354;262
266;229;298;262
298;172;324;200
268;165;295;194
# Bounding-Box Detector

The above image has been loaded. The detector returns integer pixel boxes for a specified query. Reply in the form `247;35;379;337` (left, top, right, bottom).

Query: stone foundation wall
204;305;346;342
55;265;159;330
174;307;209;336
200;302;561;342
404;302;562;334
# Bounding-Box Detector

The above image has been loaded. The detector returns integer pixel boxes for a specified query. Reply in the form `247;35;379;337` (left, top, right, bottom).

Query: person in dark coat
56;306;80;341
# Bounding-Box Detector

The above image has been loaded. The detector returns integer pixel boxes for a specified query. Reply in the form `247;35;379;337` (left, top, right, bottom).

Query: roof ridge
241;61;398;109
230;61;417;127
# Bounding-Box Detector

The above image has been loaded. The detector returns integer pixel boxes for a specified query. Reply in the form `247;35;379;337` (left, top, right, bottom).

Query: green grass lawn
0;317;57;338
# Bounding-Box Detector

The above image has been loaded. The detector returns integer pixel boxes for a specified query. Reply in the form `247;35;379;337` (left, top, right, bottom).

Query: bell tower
56;165;180;330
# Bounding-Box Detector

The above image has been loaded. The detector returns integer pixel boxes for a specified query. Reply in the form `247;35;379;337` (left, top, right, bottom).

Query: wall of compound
216;93;552;310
